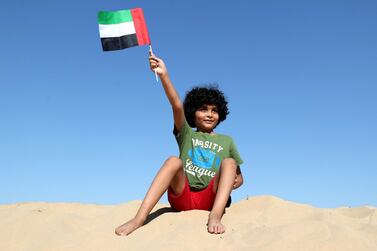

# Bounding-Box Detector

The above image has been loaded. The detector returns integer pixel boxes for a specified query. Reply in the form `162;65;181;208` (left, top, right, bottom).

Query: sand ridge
0;196;376;251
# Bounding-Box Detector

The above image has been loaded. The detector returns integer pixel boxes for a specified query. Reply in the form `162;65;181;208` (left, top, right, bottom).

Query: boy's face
194;104;219;133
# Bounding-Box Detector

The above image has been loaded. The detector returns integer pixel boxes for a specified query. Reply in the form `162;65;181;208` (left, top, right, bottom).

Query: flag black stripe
101;33;138;51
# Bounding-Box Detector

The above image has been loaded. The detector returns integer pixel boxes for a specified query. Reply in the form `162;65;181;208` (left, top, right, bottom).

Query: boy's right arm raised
149;52;185;132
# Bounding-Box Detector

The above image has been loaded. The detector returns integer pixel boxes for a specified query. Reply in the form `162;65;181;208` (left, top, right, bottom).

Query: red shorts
168;177;216;211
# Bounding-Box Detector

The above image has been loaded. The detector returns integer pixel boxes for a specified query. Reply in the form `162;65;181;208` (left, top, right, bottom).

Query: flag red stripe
131;8;151;45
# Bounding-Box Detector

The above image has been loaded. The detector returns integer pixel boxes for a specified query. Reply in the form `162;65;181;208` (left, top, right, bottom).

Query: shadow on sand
144;207;179;225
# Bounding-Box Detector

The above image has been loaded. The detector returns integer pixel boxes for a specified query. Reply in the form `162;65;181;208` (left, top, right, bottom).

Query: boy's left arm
233;166;243;189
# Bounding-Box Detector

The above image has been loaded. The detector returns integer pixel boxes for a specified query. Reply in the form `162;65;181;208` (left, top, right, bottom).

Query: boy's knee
220;158;237;174
221;158;237;168
165;156;182;168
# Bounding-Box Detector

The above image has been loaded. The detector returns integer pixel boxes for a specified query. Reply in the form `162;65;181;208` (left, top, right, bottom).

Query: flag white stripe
99;22;136;38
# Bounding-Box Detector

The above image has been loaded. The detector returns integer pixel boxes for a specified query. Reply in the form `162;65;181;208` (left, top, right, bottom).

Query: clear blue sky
0;0;376;208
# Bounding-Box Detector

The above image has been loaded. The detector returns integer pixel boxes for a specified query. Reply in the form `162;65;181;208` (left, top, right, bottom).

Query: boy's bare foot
115;218;144;236
207;212;225;234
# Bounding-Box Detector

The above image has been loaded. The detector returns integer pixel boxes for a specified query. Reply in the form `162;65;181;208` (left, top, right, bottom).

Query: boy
115;52;243;235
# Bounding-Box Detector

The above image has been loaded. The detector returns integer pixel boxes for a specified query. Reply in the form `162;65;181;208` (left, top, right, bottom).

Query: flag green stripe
98;9;133;25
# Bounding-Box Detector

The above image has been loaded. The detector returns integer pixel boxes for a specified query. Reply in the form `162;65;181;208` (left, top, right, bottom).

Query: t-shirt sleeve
173;119;192;148
229;138;244;166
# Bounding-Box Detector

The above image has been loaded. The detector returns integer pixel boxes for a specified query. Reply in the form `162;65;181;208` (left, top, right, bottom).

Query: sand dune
1;196;376;251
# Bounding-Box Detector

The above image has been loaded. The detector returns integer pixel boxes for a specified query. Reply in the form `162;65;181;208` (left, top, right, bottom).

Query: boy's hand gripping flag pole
98;8;158;82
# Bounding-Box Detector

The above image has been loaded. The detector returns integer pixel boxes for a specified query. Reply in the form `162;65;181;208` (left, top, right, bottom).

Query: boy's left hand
233;176;238;188
233;172;243;189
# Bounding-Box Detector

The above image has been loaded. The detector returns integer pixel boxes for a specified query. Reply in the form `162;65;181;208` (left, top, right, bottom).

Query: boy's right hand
149;50;168;77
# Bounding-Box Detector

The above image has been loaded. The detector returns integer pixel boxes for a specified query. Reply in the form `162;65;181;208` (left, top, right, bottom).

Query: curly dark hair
183;85;229;128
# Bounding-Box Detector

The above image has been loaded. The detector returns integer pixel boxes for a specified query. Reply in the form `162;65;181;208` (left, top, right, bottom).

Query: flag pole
149;45;159;82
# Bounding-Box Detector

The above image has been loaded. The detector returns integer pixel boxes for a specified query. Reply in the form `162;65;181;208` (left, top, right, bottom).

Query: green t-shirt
174;120;243;190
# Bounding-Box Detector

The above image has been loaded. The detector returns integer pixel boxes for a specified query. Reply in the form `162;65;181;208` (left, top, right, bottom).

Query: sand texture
1;195;376;251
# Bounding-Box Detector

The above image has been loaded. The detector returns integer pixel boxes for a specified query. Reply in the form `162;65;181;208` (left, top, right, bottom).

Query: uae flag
98;8;151;51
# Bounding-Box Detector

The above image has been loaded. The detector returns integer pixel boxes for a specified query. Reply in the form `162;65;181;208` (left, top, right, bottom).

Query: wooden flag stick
149;45;159;82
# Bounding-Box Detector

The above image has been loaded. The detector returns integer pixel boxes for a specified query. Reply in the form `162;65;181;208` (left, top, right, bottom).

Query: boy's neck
196;129;216;135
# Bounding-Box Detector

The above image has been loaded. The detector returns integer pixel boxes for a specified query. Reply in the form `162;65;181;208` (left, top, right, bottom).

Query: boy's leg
208;158;237;234
115;156;185;236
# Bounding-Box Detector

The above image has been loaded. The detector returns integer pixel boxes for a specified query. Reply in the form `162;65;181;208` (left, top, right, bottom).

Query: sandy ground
1;195;376;251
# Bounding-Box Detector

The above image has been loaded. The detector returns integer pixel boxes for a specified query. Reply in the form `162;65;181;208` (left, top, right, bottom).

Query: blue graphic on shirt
215;156;221;169
188;147;216;169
